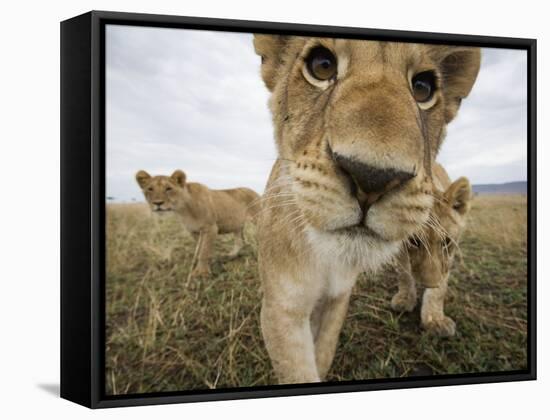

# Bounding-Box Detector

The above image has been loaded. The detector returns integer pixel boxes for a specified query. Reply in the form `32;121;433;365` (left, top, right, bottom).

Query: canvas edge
60;11;94;408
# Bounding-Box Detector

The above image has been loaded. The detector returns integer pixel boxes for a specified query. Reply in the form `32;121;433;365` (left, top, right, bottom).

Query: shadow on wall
36;383;59;397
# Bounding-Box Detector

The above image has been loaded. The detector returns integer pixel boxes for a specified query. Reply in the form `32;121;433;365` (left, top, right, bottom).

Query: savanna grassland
105;194;528;395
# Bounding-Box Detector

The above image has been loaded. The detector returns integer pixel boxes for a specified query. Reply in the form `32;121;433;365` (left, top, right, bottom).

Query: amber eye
165;187;173;193
411;71;436;103
147;186;154;192
306;46;337;81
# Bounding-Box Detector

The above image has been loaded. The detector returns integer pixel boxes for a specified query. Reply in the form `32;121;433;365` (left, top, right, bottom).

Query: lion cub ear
253;34;290;91
446;177;472;215
135;170;151;189
171;170;187;188
429;46;481;123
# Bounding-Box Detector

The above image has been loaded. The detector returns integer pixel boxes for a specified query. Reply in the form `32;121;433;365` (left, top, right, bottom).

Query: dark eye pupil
307;47;337;81
414;80;430;98
412;71;436;103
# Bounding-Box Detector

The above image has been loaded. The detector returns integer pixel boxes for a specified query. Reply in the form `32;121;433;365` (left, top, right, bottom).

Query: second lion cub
136;169;260;277
391;163;473;337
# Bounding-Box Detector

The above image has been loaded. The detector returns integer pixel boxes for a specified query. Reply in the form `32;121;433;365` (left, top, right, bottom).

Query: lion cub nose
153;200;165;206
333;153;414;205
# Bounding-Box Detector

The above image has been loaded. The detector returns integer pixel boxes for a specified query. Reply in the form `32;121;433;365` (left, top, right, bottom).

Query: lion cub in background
391;163;472;337
136;170;260;277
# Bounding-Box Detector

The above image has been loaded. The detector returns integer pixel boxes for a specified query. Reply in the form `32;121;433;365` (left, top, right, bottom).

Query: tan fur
254;35;480;383
391;163;472;337
136;170;260;277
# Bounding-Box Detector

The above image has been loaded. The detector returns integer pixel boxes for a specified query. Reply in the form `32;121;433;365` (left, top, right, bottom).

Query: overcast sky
106;25;527;202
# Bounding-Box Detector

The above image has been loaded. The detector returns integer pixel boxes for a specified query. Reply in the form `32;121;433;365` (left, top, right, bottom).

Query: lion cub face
254;36;480;242
408;177;472;286
135;170;186;212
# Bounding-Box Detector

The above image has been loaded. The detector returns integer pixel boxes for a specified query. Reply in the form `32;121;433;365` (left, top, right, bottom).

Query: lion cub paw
422;316;456;337
391;292;417;313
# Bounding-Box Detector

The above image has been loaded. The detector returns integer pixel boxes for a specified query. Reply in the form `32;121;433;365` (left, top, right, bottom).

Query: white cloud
438;47;527;184
106;27;527;201
106;25;275;201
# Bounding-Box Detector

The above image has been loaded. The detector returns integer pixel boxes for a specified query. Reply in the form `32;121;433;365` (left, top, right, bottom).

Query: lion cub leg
421;275;455;337
226;229;245;259
261;301;320;384
191;224;218;278
313;291;352;380
390;249;418;313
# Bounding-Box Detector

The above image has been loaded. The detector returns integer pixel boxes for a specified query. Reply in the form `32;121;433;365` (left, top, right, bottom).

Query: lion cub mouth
336;224;381;239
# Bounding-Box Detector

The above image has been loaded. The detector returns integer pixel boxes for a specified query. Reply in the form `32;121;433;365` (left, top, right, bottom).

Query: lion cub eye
411;71;436;103
306;46;337;81
147;186;154;192
165;187;173;192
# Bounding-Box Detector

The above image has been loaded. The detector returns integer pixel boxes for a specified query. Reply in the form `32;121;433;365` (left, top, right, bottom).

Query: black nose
333;153;415;197
153;200;164;206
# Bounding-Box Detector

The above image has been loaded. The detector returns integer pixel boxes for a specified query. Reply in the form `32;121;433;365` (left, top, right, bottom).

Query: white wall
0;0;546;418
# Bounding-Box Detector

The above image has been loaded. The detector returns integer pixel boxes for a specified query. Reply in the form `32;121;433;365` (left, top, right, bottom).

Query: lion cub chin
391;168;472;337
136;169;260;278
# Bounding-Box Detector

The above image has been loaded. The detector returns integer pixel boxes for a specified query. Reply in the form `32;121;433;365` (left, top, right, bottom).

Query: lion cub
136;170;260;277
391;165;472;337
253;34;480;383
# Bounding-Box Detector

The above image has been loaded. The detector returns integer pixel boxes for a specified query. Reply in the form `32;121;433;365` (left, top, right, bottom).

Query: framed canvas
60;10;536;408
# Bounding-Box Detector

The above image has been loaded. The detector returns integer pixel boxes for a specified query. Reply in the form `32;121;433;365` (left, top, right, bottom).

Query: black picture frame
60;10;537;409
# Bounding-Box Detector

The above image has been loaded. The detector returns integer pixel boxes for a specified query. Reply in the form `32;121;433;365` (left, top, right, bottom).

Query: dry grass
105;194;528;395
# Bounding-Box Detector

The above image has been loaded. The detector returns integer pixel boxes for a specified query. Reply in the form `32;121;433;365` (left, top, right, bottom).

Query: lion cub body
136;170;259;277
391;163;473;336
181;183;259;234
254;35;480;383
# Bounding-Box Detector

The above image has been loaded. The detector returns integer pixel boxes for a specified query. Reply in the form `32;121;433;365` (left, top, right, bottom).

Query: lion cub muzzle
333;152;415;213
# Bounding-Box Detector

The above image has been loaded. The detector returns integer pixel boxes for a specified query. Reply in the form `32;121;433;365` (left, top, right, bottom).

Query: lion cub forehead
150;176;172;186
282;37;432;76
304;39;431;76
